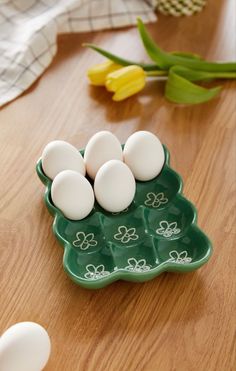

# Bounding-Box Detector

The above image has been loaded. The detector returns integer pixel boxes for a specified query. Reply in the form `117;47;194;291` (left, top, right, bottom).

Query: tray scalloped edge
36;146;212;289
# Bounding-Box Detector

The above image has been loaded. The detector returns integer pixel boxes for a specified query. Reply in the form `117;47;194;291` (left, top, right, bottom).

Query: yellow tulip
87;60;122;86
105;65;146;101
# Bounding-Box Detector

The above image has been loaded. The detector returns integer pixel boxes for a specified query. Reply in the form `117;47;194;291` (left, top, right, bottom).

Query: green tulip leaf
83;43;160;71
165;68;221;104
137;18;170;69
137;18;236;72
172;65;236;81
171;51;203;60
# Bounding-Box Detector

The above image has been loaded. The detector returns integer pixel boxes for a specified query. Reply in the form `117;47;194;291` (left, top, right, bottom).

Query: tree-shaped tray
36;146;212;289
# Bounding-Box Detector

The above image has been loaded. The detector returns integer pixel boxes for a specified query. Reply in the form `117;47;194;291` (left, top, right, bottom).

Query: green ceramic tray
36;146;212;289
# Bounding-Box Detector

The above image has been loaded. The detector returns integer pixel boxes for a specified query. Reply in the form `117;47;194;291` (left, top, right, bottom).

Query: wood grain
0;0;236;370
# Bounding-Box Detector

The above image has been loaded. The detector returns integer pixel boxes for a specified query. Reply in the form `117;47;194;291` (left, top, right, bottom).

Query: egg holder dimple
36;146;212;289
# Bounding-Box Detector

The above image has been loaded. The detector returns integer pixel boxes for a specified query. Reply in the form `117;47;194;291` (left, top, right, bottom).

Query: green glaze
36;146;212;289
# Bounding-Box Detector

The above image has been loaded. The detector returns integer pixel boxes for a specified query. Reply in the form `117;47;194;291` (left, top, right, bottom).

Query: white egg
0;322;51;371
94;160;136;212
123;131;165;181
51;170;94;220
84;131;123;179
42;140;85;180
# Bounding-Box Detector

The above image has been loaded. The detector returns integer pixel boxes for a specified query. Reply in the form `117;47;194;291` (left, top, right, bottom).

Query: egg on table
51;170;94;220
123;131;165;181
42;140;85;180
84;131;123;179
94;160;136;212
0;322;51;371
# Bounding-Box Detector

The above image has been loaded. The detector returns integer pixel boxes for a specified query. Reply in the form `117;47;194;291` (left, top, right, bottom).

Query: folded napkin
0;0;157;107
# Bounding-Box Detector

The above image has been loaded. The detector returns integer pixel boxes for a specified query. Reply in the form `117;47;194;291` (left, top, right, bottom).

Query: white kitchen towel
0;0;157;107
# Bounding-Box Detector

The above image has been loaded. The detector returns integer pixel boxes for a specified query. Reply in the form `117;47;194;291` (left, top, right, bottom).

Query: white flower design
84;264;110;280
156;221;181;238
167;250;192;264
125;258;151;272
73;232;97;250
144;192;168;208
114;226;139;244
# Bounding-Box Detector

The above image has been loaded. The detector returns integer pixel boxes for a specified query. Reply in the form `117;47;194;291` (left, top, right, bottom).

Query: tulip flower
84;18;236;105
105;65;146;101
87;60;122;86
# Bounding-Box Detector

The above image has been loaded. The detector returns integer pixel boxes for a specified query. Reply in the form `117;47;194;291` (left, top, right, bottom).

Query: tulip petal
112;77;145;101
106;66;145;92
87;60;122;86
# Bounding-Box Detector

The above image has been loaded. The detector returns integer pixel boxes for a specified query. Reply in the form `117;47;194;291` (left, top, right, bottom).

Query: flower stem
209;72;236;79
146;71;168;77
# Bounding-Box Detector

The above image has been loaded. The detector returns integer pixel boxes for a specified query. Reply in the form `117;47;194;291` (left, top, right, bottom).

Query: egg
123;131;165;181
42;140;85;180
0;322;51;371
51;170;94;220
84;131;123;179
94;160;136;212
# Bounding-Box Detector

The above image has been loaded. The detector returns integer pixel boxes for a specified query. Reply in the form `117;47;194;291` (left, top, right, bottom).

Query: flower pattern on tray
167;250;192;264
73;232;97;250
114;226;139;244
144;192;168;208
125;258;151;272
84;264;110;280
156;221;181;238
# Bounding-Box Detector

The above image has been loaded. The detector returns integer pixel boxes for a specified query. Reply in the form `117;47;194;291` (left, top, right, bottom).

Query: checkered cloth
0;0;157;107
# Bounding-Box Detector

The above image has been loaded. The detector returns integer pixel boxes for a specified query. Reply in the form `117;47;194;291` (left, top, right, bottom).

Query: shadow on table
59;268;209;342
89;78;222;129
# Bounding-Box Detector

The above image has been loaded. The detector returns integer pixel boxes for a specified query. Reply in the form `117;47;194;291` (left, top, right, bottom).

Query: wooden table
1;1;235;370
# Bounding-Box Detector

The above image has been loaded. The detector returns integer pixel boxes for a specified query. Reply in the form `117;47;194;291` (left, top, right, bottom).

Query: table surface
0;0;236;370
